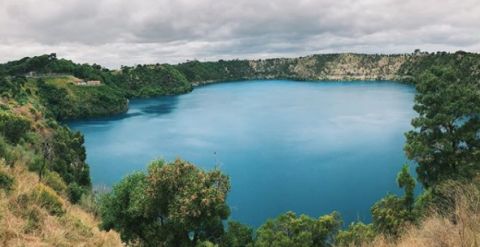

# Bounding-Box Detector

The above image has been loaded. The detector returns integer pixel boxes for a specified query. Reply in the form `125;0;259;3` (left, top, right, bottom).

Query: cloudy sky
0;0;479;68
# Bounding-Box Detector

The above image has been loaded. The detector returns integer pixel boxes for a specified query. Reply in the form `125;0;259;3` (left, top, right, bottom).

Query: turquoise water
68;80;416;227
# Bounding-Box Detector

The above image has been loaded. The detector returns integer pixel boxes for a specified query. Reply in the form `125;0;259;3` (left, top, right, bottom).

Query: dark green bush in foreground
0;171;14;193
0;111;31;144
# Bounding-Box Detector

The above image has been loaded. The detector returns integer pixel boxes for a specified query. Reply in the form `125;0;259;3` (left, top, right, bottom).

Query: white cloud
0;0;479;68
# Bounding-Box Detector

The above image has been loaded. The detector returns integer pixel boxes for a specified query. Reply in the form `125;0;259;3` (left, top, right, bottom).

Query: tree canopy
100;159;230;246
254;211;342;247
405;66;480;187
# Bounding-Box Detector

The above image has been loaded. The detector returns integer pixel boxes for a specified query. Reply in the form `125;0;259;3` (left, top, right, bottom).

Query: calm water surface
69;80;416;227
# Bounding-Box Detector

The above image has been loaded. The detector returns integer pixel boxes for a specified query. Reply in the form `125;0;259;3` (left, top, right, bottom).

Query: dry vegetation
351;181;480;247
0;161;123;247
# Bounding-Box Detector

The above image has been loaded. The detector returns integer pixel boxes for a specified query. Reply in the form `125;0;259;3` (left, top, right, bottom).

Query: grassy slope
0;79;123;246
0;164;122;246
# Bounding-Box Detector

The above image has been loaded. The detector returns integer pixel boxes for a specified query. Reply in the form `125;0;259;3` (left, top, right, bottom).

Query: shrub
31;183;65;216
100;159;231;246
27;155;43;173
67;182;85;203
371;194;412;236
335;222;376;247
0;170;14;193
0;137;14;166
255;211;342;247
44;170;67;194
0;111;31;144
220;221;254;247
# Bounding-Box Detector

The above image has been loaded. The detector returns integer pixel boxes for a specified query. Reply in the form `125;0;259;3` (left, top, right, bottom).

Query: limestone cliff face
180;52;480;86
248;53;414;81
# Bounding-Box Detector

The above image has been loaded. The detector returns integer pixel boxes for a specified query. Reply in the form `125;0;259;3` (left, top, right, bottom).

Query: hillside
0;164;122;246
174;53;415;84
0;82;123;245
175;51;480;85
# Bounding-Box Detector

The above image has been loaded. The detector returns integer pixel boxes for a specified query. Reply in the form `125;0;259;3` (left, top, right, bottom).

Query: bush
44;170;67;194
371;194;412;236
0;137;14;166
27;155;43;173
31;183;65;216
0;111;31;144
100;159;231;246
0;171;14;193
336;222;376;246
220;221;254;247
67;182;85;203
255;211;342;247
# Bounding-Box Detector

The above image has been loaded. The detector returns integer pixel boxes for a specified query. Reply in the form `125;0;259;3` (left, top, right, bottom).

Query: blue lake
68;80;416;227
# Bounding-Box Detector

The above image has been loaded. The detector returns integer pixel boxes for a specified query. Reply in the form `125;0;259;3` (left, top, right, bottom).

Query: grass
0;161;123;246
346;181;480;247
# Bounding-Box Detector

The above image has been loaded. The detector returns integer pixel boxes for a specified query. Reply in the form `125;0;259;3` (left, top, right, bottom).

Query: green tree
145;159;230;245
405;66;480;187
254;211;341;247
100;159;231;246
220;221;254;247
99;172;155;244
397;164;416;211
371;194;410;237
335;222;375;247
371;165;417;237
0;111;31;144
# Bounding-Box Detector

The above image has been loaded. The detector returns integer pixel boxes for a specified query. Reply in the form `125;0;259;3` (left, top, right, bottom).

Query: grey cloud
0;0;479;68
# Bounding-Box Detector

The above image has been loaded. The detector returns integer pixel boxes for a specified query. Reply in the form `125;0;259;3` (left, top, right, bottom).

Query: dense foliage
37;78;127;120
100;159;230;246
220;221;254;247
405;66;480;187
0;170;14;193
116;64;192;97
176;60;254;83
335;222;375;246
0;111;31;144
255;211;342;247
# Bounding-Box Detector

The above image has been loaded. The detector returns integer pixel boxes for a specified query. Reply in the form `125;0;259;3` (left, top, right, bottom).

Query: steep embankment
175;51;480;86
248;53;412;81
0;164;122;246
175;53;423;85
0;77;123;246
